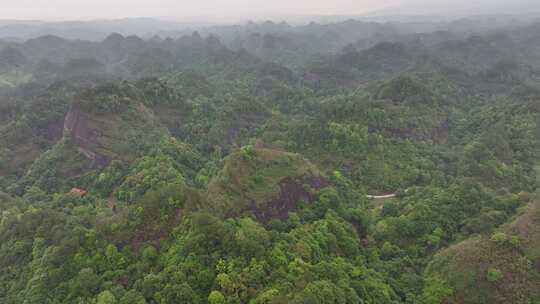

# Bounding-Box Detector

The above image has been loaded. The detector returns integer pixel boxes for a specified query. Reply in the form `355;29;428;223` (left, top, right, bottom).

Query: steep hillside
17;83;170;193
0;84;72;179
424;200;540;304
207;146;328;221
65;84;168;164
305;42;420;89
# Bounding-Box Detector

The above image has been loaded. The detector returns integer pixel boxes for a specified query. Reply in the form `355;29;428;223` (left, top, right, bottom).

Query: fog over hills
2;13;540;42
0;0;539;41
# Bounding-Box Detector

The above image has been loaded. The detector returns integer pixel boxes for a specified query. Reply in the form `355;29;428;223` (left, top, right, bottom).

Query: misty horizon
0;0;396;22
2;0;540;23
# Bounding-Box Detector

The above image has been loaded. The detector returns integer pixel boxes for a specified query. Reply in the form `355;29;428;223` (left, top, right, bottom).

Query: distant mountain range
0;18;202;41
1;12;540;42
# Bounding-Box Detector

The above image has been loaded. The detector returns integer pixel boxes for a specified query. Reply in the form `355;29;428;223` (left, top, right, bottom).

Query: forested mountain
0;15;539;304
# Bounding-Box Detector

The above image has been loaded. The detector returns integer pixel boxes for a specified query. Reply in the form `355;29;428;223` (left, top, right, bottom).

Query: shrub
490;232;507;245
240;145;256;160
486;268;503;282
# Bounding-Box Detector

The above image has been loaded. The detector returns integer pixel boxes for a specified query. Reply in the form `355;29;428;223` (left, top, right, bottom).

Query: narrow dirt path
366;194;396;199
0;79;15;88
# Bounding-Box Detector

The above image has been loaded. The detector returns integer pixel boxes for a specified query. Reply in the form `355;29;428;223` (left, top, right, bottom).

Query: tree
208;291;226;304
420;277;453;304
157;283;195;303
97;290;117;304
75;268;101;298
120;290;146;304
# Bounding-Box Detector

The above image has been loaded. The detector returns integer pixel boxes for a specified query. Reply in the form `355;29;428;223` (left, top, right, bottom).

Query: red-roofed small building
70;188;87;197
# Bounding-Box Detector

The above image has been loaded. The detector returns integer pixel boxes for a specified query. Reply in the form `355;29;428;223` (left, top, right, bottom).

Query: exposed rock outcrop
251;176;329;223
63;104;110;167
208;147;328;222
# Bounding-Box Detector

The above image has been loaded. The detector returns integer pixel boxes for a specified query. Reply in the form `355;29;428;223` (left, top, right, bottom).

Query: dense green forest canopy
0;17;540;304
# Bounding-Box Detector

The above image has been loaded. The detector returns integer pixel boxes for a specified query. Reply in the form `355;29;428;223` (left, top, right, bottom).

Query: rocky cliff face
61;90;170;169
14;86;172;194
250;176;329;223
63;104;110;167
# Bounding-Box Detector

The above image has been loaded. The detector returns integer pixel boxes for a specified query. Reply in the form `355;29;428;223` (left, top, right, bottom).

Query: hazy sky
1;0;540;21
0;0;398;21
388;0;540;16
